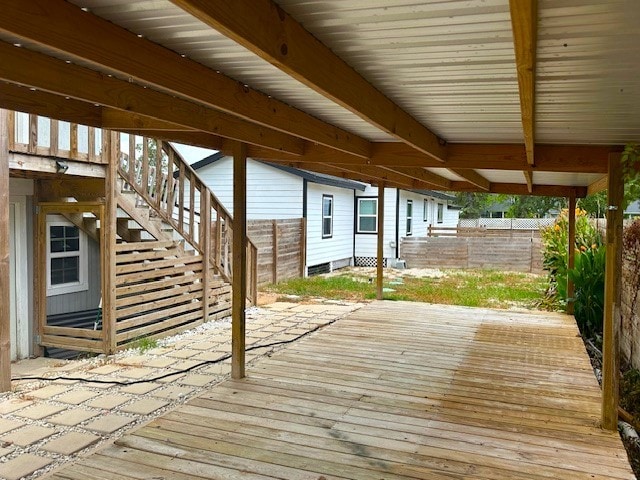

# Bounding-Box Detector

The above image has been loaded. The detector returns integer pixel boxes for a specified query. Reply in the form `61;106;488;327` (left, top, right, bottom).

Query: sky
170;143;217;165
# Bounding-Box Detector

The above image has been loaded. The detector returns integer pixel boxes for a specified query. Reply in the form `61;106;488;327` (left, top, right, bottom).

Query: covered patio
48;301;634;479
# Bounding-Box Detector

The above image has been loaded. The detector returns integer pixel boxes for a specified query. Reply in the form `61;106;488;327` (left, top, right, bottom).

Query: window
322;195;333;238
423;199;429;222
357;198;377;233
437;203;444;224
406;200;413;235
46;217;88;296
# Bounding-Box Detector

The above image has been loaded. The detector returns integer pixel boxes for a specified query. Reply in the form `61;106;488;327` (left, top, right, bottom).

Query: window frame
406;199;413;236
437;203;444;224
321;194;334;239
356;197;378;234
46;216;88;296
423;199;429;222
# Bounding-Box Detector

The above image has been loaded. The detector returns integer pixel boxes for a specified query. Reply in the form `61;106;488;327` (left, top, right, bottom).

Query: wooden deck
49;301;634;480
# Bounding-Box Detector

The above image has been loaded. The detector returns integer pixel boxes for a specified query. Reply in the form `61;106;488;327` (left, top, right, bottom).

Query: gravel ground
0;300;363;480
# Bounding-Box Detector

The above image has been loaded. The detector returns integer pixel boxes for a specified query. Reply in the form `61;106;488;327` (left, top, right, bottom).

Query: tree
454;192;495;219
578;191;607;218
506;195;564;218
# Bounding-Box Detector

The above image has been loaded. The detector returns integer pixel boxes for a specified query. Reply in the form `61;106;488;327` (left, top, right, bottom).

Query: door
9;199;29;361
9;204;17;360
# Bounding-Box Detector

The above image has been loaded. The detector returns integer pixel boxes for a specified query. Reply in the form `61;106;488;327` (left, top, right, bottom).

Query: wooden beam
0;109;11;391
0;0;370;158
0;82;103;127
0;41;304;155
170;0;446;161
232;142;247;380
451;181;588;197
9;155;105;179
567;191;576;316
375;143;616;173
509;0;537;165
376;184;385;301
101;109;197;132
391;167;452;190
451;168;490;191
524;170;534;193
602;153;623;430
588;175;608;195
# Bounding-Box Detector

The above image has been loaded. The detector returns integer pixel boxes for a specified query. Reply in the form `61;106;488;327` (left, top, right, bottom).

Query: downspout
395;188;400;259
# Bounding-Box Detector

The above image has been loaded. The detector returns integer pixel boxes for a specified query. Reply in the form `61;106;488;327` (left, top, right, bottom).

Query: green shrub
540;208;604;337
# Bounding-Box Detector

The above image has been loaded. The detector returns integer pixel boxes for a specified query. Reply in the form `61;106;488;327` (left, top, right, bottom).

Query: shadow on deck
49;301;634;479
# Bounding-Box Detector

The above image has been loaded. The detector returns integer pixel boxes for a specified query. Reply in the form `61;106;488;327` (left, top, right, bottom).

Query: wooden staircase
7;111;257;354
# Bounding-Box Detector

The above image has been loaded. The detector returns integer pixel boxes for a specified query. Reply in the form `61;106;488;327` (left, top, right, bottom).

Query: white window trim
322;195;333;239
46;215;89;296
423;199;429;222
437;203;444;224
406;199;413;236
357;198;378;234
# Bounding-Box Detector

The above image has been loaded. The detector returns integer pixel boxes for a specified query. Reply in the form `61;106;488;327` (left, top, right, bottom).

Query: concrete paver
0;398;32;414
178;373;217;387
56;389;100;405
119;382;161;395
121;398;169;415
85;414;135;434
86;394;131;410
29;384;69;399
152;385;195;400
42;432;101;455
1;425;56;446
0;454;52;480
0;418;22;435
48;409;100;426
14;403;66;420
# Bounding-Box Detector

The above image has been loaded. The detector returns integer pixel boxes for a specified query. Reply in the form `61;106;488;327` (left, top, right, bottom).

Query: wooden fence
400;236;543;273
248;219;306;285
429;225;541;238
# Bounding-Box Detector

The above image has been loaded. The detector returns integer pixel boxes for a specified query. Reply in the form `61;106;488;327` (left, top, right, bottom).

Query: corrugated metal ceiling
67;0;640;149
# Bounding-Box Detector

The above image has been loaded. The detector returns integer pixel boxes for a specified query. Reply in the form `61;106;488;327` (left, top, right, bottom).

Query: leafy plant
540;207;605;337
129;336;158;353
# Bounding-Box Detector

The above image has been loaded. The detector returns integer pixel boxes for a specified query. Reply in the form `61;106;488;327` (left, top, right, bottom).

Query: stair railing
116;134;257;304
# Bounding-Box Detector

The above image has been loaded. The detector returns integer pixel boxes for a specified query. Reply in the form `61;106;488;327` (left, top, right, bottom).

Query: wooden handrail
6;110;257;305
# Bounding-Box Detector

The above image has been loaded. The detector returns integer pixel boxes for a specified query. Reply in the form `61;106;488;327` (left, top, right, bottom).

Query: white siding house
190;154;459;273
355;186;459;266
191;154;366;274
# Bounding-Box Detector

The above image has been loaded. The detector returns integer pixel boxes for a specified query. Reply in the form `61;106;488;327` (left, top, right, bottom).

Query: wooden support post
272;220;278;284
232;141;247;380
202;193;211;323
0;109;11;392
376;183;385;301
602;153;623;430
567;191;576;315
102;131;119;355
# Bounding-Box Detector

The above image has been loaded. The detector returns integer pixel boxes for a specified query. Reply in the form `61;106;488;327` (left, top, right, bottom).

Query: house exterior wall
354;186;398;261
194;157;303;219
354;187;459;261
305;182;355;269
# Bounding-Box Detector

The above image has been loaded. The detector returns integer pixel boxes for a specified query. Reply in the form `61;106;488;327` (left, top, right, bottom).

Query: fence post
272;220;278;284
567;192;576;315
0;109;11;391
300;217;307;277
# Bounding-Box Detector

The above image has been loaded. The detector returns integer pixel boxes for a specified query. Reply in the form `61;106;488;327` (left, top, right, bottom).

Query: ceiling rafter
387;167;451;190
0;41;305;154
509;0;537;166
451;182;587;198
0;0;371;158
169;0;447;163
510;0;537;194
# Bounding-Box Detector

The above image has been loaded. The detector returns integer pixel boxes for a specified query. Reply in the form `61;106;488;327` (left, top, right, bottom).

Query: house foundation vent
307;262;331;276
355;256;387;268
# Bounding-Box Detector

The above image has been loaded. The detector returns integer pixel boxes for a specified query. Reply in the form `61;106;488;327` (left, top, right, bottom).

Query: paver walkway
0;301;363;480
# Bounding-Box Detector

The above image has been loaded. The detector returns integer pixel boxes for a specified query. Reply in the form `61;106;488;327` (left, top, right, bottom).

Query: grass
266;269;548;310
128;336;158;353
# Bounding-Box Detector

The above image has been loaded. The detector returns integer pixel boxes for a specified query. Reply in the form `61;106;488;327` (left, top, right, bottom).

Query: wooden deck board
47;301;635;480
